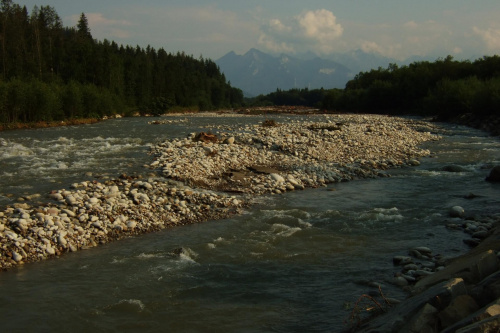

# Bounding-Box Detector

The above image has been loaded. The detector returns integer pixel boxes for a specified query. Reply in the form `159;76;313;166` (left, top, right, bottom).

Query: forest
322;55;500;121
1;0;499;130
251;55;500;133
0;0;243;125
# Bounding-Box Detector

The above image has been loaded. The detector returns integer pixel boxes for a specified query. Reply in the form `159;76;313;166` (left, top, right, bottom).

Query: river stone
49;192;64;201
61;209;75;217
12;251;22;262
270;173;285;183
413;246;432;254
393;255;413;265
66;196;78;205
449;206;465;218
88;197;99;204
438;295;479;329
392;276;409;286
45;246;55;255
485;166;500;182
224;137;235;145
404;303;438;333
58;235;67;246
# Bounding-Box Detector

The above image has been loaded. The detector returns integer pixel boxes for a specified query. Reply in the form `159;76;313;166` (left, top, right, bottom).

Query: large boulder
486;166;500;182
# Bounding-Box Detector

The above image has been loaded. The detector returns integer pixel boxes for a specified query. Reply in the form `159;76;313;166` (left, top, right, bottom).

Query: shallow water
0;117;499;332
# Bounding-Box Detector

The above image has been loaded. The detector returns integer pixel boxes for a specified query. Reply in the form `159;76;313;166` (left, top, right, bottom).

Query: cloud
298;9;343;41
473;26;500;50
67;12;134;40
258;9;343;55
345;20;457;60
360;40;402;58
269;19;291;33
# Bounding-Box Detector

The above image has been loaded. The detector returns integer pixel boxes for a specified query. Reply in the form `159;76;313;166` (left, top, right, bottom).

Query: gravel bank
0;114;440;270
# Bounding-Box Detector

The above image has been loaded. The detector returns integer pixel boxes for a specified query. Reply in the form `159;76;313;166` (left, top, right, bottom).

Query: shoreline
0;113;442;270
353;213;500;332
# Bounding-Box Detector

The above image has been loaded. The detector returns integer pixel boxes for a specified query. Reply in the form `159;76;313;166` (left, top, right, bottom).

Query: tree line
0;0;243;124
322;55;500;122
249;55;500;130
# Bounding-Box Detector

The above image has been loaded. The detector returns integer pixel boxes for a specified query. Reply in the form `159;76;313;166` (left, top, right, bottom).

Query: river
0;115;499;332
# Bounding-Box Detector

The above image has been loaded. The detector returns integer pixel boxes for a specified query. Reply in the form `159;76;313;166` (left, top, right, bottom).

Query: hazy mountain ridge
216;49;355;97
216;48;402;97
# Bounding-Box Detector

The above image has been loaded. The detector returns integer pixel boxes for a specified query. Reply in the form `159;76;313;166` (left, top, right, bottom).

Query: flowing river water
0;115;499;332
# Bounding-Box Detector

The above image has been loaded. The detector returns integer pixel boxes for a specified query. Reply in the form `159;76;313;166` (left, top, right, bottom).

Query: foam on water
178;248;199;264
270;223;302;237
106;299;146;313
356;207;404;224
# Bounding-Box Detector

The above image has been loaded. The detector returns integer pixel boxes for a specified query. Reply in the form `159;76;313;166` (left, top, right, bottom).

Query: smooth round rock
270;173;285;183
449;206;465;218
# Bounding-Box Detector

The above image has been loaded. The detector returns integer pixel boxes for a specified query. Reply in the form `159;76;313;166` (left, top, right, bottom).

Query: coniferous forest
321;55;500;120
0;0;243;125
249;55;500;134
1;0;499;133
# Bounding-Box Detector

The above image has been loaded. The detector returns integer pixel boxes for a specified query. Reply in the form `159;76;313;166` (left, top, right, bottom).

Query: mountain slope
216;49;351;96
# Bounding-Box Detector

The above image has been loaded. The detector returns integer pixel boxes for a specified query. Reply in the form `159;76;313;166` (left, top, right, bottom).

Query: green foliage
0;1;242;125
322;55;500;121
250;88;328;108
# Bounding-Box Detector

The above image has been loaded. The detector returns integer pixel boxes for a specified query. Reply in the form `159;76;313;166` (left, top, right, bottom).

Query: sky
17;0;500;61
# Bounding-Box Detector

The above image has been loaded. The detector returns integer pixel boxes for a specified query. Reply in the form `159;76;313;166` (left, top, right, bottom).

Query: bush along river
0;113;499;332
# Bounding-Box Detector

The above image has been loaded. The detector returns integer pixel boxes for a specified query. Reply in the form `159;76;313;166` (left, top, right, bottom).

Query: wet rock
403;303;438;333
443;165;467;173
393;255;414;265
438;295;479;329
392;276;409;286
0;114;441;271
450;206;465;218
485;166;500;182
357;278;467;332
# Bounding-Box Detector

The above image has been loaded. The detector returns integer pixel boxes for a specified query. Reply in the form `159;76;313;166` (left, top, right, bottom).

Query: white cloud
343;19;458;60
97;5;260;57
473;26;500;51
67;12;134;40
360;40;402;59
258;9;343;55
269;19;291;33
257;33;295;54
298;9;343;41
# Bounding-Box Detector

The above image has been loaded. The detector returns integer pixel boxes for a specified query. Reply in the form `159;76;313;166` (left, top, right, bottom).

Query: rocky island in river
0;113;441;269
0;113;440;270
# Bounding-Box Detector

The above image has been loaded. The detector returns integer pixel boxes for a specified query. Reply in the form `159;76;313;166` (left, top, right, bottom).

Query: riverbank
0;113;441;270
0;118;102;131
353;211;500;333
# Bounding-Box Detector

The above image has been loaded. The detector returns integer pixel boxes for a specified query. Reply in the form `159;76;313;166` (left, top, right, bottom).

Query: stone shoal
0;114;440;270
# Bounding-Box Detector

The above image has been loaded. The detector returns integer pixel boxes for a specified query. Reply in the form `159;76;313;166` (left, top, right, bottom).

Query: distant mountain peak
216;49;352;97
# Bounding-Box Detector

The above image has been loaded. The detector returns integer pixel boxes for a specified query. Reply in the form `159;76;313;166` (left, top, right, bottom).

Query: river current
0;116;499;332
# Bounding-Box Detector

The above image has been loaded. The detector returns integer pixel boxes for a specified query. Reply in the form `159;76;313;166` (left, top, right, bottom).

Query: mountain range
215;48;403;97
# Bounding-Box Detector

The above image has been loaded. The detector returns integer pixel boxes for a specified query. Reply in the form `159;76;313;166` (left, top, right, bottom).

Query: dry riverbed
0;113;440;270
